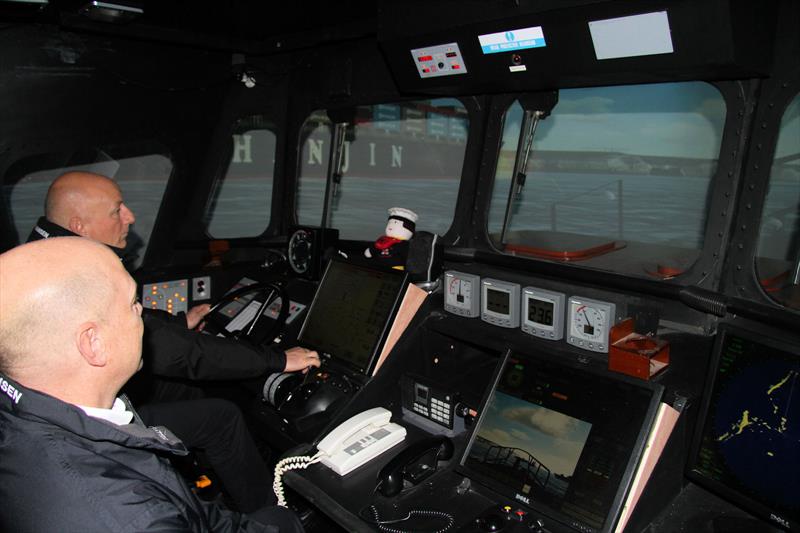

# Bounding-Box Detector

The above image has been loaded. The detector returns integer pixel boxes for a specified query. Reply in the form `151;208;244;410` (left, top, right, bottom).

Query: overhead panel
377;0;777;95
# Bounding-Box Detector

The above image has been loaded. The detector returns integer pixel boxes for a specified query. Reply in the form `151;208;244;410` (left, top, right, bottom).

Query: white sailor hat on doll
386;207;418;239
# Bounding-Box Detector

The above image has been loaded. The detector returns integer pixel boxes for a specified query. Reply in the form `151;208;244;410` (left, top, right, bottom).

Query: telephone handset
317;407;407;476
376;435;454;497
272;407;406;506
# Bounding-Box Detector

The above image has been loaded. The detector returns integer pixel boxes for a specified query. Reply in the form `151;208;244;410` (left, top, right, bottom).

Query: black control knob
528;518;545;532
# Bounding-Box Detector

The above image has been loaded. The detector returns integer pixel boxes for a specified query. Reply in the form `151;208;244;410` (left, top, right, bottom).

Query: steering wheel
205;280;290;343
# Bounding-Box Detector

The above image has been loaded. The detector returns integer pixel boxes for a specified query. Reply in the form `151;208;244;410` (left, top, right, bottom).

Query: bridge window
756;92;800;310
488;82;725;279
204;116;276;237
2;149;172;270
297;99;468;239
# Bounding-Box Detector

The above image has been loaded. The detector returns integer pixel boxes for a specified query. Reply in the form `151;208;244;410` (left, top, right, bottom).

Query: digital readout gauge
481;278;520;328
521;287;565;340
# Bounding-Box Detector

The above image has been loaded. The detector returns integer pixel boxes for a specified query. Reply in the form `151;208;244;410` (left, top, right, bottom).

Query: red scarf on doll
374;236;403;250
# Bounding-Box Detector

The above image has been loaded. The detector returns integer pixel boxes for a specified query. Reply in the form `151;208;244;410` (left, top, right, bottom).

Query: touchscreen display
460;353;660;532
298;259;408;375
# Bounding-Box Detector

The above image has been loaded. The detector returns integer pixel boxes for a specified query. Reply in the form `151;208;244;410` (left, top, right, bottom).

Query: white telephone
272;407;406;506
317;407;407;475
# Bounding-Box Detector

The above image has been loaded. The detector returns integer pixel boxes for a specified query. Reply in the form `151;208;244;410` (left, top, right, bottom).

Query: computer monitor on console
297;257;409;377
459;350;663;532
687;324;799;532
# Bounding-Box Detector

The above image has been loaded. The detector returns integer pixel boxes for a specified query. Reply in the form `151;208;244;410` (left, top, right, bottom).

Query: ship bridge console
134;219;798;532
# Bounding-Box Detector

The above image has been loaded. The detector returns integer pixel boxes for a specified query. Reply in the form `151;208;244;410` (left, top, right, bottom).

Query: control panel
142;279;189;315
471;505;550;533
410;42;467;78
401;374;456;430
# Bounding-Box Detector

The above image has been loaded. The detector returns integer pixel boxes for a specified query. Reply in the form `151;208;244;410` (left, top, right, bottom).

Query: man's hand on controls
186;304;212;330
284;347;322;374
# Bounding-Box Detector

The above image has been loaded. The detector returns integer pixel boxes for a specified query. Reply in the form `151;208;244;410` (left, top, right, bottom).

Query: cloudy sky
502;81;729;159
477;391;592;477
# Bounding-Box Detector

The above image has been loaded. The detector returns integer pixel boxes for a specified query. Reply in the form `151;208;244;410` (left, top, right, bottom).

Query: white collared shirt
77;397;134;426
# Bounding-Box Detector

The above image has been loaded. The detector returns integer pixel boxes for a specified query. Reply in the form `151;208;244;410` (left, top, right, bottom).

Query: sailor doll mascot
364;207;418;269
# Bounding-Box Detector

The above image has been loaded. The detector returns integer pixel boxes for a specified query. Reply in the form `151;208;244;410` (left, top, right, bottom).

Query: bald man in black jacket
0;238;303;532
27;171;320;513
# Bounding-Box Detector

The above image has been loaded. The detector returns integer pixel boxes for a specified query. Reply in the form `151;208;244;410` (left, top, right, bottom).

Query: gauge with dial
444;271;480;317
287;226;339;280
288;228;312;275
567;296;616;353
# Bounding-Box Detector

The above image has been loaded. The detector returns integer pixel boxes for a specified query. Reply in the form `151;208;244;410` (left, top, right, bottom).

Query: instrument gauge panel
521;287;565;340
444;271;480;318
567;296;616;353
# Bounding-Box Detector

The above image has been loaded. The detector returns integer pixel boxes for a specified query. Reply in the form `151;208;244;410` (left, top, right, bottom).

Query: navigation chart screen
298;258;408;376
689;326;799;531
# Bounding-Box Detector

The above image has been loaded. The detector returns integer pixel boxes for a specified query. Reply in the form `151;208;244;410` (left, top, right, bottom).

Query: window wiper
321;121;348;229
499;109;544;246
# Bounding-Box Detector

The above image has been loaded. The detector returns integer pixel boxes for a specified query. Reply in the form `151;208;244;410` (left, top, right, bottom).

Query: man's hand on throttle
284;347;322;374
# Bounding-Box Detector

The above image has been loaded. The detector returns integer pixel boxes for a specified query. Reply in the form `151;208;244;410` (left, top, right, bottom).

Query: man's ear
68;216;86;237
77;322;108;367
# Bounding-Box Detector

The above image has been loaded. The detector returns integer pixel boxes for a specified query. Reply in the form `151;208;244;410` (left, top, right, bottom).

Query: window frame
202;116;279;239
294;98;475;243
473;81;753;290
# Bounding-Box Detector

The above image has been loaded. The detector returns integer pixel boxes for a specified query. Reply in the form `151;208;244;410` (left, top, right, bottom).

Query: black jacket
0;372;276;532
27;217;287;389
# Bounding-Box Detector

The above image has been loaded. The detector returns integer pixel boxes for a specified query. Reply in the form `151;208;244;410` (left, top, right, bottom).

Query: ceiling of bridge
0;0;611;53
0;0;379;52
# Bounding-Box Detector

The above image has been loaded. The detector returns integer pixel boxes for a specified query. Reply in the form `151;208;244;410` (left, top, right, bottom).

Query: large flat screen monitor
298;258;409;376
687;324;799;532
459;351;662;533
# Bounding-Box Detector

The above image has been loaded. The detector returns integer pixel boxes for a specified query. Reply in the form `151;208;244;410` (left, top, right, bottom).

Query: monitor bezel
686;323;799;532
457;349;663;533
297;257;409;377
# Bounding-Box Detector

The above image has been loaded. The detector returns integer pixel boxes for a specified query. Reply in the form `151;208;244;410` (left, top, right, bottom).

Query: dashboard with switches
142;279;190;314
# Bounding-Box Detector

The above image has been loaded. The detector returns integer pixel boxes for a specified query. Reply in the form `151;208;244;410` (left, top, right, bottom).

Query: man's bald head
45;172;136;249
0;238;144;407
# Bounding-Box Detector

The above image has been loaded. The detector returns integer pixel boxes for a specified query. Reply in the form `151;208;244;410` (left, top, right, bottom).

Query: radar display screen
298;258;408;376
688;326;799;531
459;352;661;532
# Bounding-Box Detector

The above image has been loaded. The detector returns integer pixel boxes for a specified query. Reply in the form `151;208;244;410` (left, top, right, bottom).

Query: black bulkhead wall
169;63;292;266
165;36;407;267
0;23;229;261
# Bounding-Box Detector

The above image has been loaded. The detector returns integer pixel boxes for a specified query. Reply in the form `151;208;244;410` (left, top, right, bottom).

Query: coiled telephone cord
365;505;454;533
272;452;324;507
